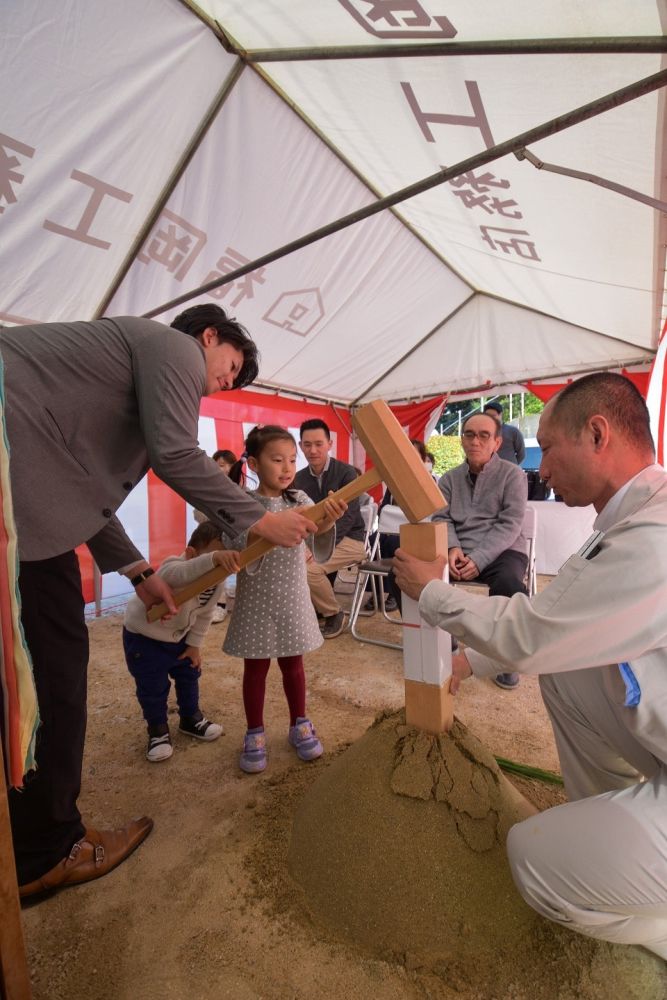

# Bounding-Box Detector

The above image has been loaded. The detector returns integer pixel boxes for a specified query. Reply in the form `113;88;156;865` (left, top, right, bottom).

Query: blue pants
123;628;201;728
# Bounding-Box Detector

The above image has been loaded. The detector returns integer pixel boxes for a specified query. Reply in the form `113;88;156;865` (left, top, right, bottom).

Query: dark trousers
476;549;528;598
379;533;404;610
9;551;88;884
122;628;201;728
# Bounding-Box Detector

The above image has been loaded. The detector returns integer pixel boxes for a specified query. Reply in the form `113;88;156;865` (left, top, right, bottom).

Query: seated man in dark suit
294;419;366;638
433;412;529;688
483;400;526;465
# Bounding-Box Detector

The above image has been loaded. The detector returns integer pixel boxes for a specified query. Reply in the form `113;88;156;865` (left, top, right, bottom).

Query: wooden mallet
146;466;382;623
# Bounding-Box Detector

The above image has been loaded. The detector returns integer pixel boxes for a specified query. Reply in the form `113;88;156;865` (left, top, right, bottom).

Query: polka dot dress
223;491;327;659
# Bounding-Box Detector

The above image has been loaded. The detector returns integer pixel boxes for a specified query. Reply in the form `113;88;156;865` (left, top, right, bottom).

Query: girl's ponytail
228;452;247;486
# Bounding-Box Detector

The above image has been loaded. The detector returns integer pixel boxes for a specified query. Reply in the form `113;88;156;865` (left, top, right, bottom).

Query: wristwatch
130;568;155;587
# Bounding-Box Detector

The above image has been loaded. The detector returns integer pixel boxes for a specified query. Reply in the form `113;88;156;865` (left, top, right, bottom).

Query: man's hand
448;547;466;580
136;574;178;620
450;651;473;695
253;510;317;547
393;548;446;601
457;556;480;581
178;645;201;670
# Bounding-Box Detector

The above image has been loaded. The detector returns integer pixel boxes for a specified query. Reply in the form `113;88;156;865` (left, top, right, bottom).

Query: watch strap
130;568;155;587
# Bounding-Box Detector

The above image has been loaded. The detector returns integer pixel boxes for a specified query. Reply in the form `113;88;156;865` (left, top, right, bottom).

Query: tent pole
142;67;667;320
92;60;245;320
241;37;667;63
516;147;667;212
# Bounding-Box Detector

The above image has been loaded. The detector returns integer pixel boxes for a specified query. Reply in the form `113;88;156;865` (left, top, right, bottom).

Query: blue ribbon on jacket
618;662;641;708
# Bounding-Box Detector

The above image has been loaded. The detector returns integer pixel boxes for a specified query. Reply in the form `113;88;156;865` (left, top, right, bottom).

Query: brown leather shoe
19;816;154;899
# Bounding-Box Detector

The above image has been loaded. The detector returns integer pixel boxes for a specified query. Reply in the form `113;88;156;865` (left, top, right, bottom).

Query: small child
224;424;345;773
123;521;239;762
195;450;238;624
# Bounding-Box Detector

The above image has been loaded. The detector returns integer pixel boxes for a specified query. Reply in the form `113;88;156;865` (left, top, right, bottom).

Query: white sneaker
146;731;173;762
178;715;224;741
211;603;227;624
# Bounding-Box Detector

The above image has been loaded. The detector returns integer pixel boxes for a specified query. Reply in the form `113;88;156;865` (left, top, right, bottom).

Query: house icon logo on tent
262;289;325;337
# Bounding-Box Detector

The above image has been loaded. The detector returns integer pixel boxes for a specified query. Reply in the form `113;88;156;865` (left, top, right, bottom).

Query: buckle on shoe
68;841;81;861
94;844;105;865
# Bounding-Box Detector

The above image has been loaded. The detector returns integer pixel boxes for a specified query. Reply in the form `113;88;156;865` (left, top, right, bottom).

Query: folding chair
333;501;377;590
348;505;404;650
452;504;538;598
523;503;538;597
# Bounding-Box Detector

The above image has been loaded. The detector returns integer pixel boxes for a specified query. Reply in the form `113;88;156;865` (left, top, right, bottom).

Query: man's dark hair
462;412;501;438
170;304;259;389
299;418;331;440
483;401;503;418
212;449;237;465
187;520;223;550
551;372;654;454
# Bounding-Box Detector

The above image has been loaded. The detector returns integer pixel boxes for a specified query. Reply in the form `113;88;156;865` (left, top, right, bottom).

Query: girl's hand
178;645;202;670
213;549;240;575
317;494;348;533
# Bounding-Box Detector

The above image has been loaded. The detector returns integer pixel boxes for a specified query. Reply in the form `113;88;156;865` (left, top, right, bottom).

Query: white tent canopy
2;1;665;403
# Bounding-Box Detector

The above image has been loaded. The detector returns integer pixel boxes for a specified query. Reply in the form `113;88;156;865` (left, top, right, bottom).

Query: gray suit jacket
0;316;265;568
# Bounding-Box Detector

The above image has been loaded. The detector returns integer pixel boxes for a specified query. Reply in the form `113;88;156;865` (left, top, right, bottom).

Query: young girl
223;425;345;773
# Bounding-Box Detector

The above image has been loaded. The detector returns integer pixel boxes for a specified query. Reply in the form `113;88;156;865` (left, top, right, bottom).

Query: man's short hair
300;418;330;440
551;372;654;454
170;304;259;389
483;401;503;417
462;412;501;438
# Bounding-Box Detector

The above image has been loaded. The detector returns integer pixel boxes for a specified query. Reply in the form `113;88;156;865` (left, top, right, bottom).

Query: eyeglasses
462;430;493;442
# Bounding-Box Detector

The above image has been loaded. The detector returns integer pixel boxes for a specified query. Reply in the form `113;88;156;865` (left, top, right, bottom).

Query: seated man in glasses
433;412;528;688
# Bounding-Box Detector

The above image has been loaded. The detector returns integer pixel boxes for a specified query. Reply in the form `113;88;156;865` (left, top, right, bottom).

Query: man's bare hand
253;509;316;547
393;548;446;601
137;574;177;620
448;547;466;580
457;557;480;581
450;651;473;695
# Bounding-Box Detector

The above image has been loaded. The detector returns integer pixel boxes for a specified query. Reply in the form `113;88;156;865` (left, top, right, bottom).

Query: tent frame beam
376;357;654;406
516;146;667;213
238;37;667;63
93;60;244;319
143;66;667;321
353;287;653;404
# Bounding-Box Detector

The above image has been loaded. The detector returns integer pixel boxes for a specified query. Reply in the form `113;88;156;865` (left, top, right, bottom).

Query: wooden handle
146;468;382;622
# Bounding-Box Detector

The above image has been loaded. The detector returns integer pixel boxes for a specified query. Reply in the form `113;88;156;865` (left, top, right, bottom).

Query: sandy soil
19;584;666;999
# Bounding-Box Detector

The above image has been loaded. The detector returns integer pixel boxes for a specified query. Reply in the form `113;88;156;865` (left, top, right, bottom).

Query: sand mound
287;711;666;999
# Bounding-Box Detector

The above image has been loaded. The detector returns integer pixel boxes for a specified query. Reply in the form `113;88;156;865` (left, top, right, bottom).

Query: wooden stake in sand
400;522;453;733
352;401;452;735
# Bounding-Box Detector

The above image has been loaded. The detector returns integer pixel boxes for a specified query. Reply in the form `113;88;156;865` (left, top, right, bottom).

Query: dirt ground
19;581;666;1000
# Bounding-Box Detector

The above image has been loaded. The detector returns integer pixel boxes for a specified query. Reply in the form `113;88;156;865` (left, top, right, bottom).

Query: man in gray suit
1;304;315;897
